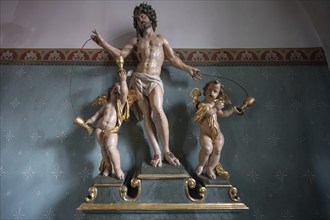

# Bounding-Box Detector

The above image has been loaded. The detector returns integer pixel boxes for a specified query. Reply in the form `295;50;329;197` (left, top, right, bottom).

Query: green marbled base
77;162;248;220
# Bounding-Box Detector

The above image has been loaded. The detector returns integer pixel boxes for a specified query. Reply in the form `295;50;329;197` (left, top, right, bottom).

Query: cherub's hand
189;68;202;80
118;69;127;81
234;106;244;116
91;29;101;46
85;119;92;125
214;100;224;110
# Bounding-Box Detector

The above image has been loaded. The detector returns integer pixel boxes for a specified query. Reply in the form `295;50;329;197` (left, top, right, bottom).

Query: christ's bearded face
137;13;152;32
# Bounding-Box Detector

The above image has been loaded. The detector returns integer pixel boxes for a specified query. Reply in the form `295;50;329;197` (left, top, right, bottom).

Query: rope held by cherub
202;73;249;97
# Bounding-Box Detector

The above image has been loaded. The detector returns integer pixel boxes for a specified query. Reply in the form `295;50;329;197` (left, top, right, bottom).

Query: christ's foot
150;154;162;167
165;152;180;166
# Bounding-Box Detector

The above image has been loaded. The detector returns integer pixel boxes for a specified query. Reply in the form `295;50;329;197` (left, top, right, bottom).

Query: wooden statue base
77;162;248;220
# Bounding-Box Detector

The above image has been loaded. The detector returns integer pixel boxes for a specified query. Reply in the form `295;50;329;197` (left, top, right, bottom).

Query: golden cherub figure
75;69;141;180
190;80;243;180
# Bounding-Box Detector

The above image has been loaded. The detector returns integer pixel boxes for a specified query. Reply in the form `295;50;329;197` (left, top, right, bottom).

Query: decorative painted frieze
0;47;327;65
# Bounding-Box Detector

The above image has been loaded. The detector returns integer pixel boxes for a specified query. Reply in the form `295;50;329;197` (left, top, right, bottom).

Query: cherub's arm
216;106;240;118
118;69;128;105
86;105;105;124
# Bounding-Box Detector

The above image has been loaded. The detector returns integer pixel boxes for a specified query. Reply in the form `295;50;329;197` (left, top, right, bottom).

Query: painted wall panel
1;61;329;219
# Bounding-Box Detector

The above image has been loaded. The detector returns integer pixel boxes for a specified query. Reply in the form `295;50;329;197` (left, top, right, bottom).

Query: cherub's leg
105;134;124;180
206;133;224;180
138;95;162;167
196;134;213;175
149;86;180;166
96;129;112;176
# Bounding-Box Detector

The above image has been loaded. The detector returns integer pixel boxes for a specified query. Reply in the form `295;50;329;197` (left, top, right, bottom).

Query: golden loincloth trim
101;127;119;137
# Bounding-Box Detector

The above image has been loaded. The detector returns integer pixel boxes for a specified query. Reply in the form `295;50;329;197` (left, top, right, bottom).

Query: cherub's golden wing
190;88;201;108
190;88;201;99
91;95;108;107
127;90;143;107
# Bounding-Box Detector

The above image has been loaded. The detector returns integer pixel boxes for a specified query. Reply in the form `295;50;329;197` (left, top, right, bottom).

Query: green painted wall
1;63;329;219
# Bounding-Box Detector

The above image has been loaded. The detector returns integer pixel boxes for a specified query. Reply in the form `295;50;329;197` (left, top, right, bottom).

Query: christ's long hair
133;3;158;38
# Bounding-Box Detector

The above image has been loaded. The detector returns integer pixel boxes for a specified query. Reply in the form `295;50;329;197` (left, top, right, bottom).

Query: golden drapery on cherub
190;80;246;180
91;88;142;179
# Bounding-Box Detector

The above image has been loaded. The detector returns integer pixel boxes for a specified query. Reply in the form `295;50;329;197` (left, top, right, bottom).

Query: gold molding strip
93;183;123;187
0;47;327;65
77;202;249;211
205;184;232;188
137;173;190;180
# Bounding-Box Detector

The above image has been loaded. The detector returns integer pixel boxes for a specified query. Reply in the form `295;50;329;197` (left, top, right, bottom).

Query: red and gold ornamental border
0;47;327;65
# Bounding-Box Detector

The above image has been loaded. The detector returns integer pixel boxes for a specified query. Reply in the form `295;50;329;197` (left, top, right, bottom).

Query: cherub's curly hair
203;80;224;98
133;2;158;38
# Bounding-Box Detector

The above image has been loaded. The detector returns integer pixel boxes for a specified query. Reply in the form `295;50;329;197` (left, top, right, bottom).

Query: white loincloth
130;72;164;96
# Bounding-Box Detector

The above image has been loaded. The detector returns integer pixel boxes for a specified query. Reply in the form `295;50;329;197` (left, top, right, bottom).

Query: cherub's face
110;83;121;98
205;83;221;102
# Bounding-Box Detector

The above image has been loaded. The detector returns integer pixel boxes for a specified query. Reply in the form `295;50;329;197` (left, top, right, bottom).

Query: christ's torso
135;34;165;76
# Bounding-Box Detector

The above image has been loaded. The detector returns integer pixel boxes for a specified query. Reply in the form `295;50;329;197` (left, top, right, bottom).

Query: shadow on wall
169;102;198;174
41;102;96;218
161;67;200;173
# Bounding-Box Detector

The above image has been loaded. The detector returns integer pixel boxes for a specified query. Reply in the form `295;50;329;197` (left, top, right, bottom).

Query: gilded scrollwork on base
119;178;141;202
184;178;207;202
85;187;97;202
229;187;240;202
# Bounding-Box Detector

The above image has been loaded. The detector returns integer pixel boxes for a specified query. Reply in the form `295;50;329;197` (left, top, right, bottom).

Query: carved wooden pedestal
77;162;248;220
